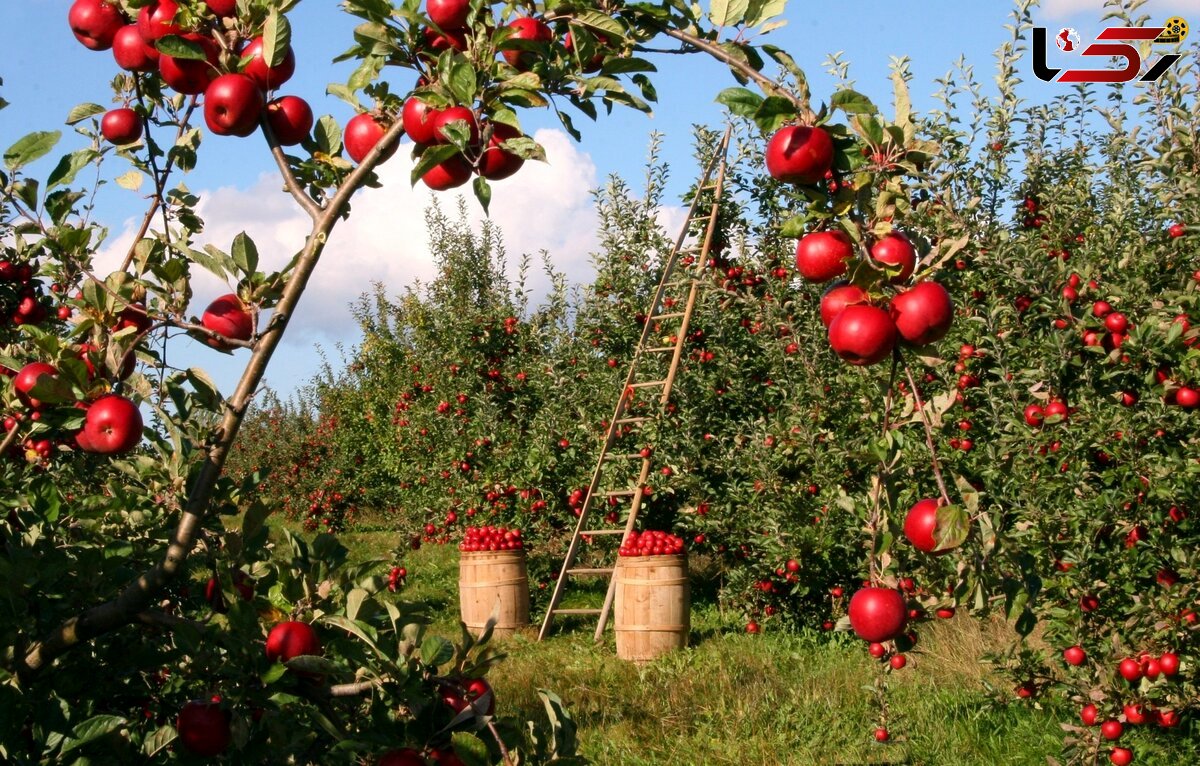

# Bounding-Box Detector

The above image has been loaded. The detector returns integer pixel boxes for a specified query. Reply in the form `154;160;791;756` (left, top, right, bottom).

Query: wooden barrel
614;554;690;661
459;550;530;638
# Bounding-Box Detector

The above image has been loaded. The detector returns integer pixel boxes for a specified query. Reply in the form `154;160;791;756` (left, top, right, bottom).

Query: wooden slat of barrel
459;550;530;638
614;554;689;661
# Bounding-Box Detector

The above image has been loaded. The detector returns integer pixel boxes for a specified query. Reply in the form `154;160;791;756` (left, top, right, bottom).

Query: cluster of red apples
764;124;953;365
69;0;315;148
618;529;686;557
458;524;525;552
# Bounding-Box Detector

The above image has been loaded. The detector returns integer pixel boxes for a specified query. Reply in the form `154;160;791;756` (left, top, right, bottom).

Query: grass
271;527;1184;765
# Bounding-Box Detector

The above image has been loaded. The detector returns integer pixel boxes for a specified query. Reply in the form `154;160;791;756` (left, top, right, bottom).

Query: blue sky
2;0;1194;397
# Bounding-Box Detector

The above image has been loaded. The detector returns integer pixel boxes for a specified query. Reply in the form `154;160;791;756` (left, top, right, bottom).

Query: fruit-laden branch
119;91;199;273
261;114;322;220
20;119;407;676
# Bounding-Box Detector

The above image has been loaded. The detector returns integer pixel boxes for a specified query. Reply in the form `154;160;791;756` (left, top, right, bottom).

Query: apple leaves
263;10;293;69
715;88;796;133
4;131;61;172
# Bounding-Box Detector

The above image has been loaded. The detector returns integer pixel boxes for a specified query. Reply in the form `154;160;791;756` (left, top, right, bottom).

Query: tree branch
902;359;952;506
19;118;407;676
260;115;323;221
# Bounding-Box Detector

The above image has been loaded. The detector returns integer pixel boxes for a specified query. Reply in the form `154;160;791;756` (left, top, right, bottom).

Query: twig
902;359;952;506
261;116;323;221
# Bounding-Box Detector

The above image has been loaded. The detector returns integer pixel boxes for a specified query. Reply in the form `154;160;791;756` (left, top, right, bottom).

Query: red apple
1063;645;1086;666
1101;719;1123;740
820;281;869;327
101;108;143;145
903;499;954;554
1109;747;1132;766
266;95;313;146
423;26;468;53
205;0;238;17
69;0;125;51
402;97;442;146
379;750;427;766
265;620;321;663
1081;704;1099;726
874;727;889;742
158;34;219;95
427;0;471;30
137;0;182;42
847;587;907;642
83;394;143;455
1175;386;1199;409
1118;658;1142;682
890;281;953;345
177;700;231;757
430;749;466;766
1023;404;1044;427
202;293;254;349
112;24;159;71
14;363;59;409
421;155;473;191
502;17;554;70
1092;300;1113;318
241;36;296;90
478;123;525;180
794;230;854;283
764;125;834;185
1158;651;1179;676
870;232;916;283
430;106;480;145
1104;312;1129;334
345;113;397;164
1168;222;1186;238
827;304;897;366
1044;400;1068;423
204;74;265;137
1123;703;1146;725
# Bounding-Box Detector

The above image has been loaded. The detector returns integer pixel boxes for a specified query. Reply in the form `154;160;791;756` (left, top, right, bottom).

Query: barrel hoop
461;577;527;587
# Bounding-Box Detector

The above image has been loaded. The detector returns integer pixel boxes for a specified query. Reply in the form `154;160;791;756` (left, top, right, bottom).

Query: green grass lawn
281;527;1191;766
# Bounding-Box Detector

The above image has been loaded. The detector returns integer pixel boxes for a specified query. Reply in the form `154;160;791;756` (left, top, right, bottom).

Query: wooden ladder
537;127;733;642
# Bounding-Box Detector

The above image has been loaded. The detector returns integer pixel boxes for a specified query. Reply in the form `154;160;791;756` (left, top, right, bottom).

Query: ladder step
604;453;647;460
553;608;603;616
629;380;667;388
581;529;626;535
567;567;614;576
605;489;637;497
613;417;650;425
654;311;687;320
644;346;676;353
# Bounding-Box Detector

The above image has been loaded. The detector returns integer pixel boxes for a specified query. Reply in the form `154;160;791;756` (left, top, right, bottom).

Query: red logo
1033;25;1184;84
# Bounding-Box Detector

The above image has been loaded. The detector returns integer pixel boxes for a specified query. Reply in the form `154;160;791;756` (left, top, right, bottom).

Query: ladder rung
629;380;666;388
613;417;650;425
553;608;603;616
644;346;676;353
654;311;686;320
567;568;614;576
581;529;626;535
605;489;637;497
604;453;647;460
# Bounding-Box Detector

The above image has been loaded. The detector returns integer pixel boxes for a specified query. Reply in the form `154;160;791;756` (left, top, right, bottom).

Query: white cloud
98;129;602;347
1040;0;1194;20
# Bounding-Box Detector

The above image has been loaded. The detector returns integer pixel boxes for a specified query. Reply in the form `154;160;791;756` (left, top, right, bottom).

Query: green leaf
571;11;625;37
473;176;491;215
65;103;106;126
830;89;877;115
778;214;809;238
420;635;454;667
314;115;343;156
142;725;176;757
263;11;293;68
447;57;477;105
61;715;126;755
346;588;369;621
754;95;798;133
186;368;224;410
5;131;61;171
709;0;749;27
115;170;144;191
51;149;100;189
600;57;656;75
325;84;362;111
890;69;911;132
715;87;763;118
14;179;39;211
231;232;259;274
450;733;491;766
155;35;207;61
934;505;969;551
746;0;787;25
410;144;460;187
